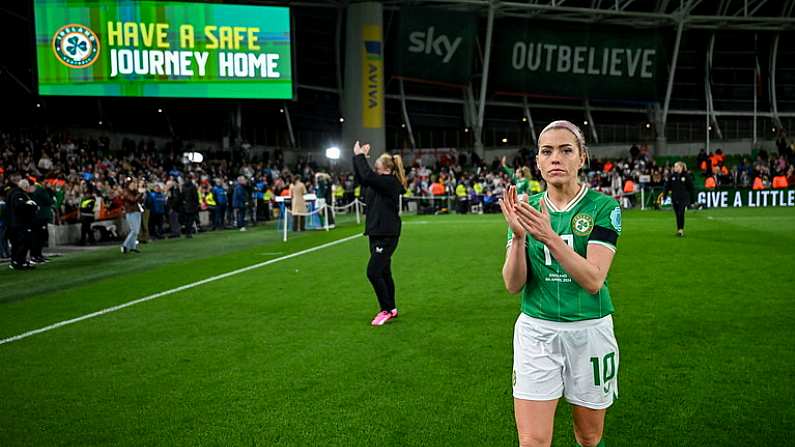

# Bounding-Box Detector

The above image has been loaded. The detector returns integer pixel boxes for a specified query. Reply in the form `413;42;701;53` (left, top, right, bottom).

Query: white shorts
512;313;619;409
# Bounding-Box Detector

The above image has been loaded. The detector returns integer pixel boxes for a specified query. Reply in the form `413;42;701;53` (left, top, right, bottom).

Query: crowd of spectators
575;135;795;198
2;129;794;265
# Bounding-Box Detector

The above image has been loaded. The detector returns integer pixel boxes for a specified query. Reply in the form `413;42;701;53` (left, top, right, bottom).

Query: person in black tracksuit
167;181;182;238
352;141;407;326
664;161;695;237
180;176;199;239
30;179;54;262
7;179;38;270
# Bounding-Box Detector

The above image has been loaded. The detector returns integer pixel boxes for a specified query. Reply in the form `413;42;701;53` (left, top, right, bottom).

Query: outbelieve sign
491;20;667;100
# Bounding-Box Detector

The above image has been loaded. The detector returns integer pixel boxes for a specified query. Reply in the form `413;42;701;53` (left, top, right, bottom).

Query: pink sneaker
390;309;399;319
371;311;393;326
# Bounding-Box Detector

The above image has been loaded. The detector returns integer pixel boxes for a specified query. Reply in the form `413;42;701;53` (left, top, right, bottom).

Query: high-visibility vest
430;182;444;195
705;177;717;189
80;197;96;217
752;177;764;190
529;180;542;193
455;184;467;197
772;176;788;189
354;186;361;198
205;191;216;207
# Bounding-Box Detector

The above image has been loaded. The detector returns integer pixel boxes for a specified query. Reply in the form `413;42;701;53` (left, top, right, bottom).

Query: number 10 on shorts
590;352;616;393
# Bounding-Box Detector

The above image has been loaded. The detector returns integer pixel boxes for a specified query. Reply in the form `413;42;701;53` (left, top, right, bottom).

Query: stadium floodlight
339;117;345;123
583;120;589;126
157;108;163;113
401;123;406;128
646;123;651;129
325;146;341;160
98;121;103;126
464;128;469;133
279;108;284;113
522;117;527;122
501;138;508;143
183;152;204;164
36;103;41;108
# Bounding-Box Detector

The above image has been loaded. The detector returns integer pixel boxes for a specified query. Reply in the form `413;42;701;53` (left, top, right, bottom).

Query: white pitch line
0;233;362;346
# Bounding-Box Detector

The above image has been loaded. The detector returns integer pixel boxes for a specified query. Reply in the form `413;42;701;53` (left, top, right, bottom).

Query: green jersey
506;186;622;322
501;165;530;195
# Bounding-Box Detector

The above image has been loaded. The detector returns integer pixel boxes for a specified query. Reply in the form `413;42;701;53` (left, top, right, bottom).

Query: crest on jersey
610;206;622;233
572;213;594;236
52;24;100;69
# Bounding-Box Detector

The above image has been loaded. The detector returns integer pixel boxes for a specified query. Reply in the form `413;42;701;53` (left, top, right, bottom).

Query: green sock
577;440;605;447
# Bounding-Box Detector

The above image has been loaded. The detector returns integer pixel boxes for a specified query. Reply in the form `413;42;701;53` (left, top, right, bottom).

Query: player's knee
573;430;602;447
366;263;382;281
517;431;551;447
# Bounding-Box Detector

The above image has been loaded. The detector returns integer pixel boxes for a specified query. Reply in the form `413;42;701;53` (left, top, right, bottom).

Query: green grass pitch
1;207;793;446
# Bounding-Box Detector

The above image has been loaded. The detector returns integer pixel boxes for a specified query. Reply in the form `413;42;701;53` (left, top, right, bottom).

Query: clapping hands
353;141;371;157
499;185;556;244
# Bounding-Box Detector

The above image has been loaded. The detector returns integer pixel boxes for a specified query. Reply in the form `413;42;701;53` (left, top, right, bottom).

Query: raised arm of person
500;156;516;180
352;142;402;195
352;141;366;184
499;186;528;294
515;199;617;295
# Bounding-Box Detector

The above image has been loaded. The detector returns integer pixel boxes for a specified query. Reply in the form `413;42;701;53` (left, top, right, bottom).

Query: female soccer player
352;141;407;326
663;161;694;237
501;156;532;195
499;121;622;447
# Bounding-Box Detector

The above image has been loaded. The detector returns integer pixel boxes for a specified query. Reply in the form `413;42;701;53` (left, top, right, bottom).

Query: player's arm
503;233;528;294
662;176;671;199
499;186;528;294
514;199;615;295
500;156;516;180
352;141;366;184
547;237;615;295
352;142;399;195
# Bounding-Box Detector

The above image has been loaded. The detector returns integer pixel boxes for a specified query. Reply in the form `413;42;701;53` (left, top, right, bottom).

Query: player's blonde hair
376;153;408;189
674;161;687;171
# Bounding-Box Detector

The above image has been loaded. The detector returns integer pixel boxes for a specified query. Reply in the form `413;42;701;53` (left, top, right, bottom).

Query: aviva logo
361;25;383;129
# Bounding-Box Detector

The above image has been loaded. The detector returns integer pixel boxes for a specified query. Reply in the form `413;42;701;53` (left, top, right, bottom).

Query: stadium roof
3;0;794;147
292;0;795;31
